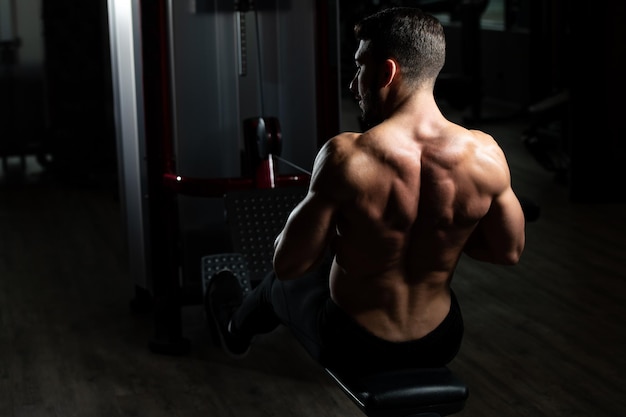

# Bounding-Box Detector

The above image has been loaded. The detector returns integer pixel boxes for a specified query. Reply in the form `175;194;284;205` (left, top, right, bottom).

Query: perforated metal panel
224;187;307;281
201;253;252;296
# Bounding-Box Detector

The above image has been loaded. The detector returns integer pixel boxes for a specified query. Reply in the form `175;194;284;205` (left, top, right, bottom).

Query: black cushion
326;367;469;417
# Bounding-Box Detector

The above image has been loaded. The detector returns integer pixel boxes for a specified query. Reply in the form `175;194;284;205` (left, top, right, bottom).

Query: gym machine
108;0;322;353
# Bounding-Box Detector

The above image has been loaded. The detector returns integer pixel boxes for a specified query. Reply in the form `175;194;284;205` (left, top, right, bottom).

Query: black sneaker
207;270;251;358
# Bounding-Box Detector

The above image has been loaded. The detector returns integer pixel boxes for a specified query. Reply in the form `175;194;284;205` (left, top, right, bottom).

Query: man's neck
386;90;445;130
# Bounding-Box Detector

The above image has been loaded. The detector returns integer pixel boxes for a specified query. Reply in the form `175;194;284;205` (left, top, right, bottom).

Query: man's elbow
473;241;524;265
501;251;522;265
501;241;525;265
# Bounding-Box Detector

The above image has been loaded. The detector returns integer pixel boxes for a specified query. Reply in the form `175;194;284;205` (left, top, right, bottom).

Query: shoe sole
206;279;251;360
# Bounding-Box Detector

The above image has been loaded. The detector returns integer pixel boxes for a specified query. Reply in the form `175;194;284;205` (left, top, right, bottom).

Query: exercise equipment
130;0;310;356
522;89;570;184
242;116;282;188
201;186;469;417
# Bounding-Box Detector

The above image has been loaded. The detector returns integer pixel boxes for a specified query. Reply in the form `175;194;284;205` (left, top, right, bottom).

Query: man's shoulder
436;123;493;146
430;124;501;161
459;129;510;194
419;123;509;191
325;132;361;150
466;128;497;146
318;132;365;165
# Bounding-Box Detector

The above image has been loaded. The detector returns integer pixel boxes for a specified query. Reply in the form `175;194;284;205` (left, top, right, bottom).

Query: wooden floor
1;105;625;417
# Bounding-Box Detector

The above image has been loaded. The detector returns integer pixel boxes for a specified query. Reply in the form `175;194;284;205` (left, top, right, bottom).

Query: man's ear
379;58;399;88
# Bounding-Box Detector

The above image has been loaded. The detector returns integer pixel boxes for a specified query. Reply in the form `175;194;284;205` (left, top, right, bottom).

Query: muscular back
321;121;510;341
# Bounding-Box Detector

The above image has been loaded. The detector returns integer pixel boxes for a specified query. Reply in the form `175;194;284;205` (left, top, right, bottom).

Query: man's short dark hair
354;7;446;86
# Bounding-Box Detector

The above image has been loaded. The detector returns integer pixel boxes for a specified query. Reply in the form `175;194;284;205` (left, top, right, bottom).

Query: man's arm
463;135;526;264
273;191;335;280
463;187;526;264
273;141;340;280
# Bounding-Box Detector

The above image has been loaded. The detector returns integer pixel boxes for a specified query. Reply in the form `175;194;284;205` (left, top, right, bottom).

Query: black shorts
232;256;464;378
318;291;464;378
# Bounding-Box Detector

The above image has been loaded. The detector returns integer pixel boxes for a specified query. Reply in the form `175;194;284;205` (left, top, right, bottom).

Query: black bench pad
325;367;469;417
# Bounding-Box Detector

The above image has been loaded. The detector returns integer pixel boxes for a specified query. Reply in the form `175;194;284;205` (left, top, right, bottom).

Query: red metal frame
161;171;310;197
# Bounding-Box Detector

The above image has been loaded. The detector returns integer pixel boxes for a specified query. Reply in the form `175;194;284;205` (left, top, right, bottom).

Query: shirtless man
208;7;525;376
